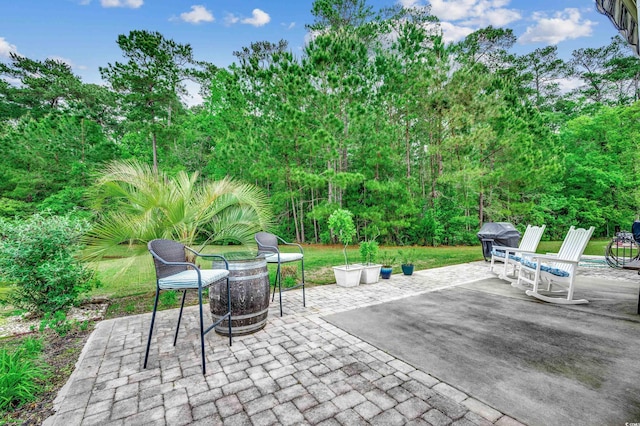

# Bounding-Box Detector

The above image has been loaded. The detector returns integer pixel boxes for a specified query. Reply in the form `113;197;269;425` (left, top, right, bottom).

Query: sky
0;0;628;95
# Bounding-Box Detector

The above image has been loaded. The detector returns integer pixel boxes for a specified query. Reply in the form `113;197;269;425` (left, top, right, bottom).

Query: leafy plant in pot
379;251;395;279
359;238;381;284
398;248;416;275
328;208;362;287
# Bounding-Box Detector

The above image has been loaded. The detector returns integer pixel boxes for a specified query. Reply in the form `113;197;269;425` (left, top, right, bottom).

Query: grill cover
477;222;521;261
632;221;640;244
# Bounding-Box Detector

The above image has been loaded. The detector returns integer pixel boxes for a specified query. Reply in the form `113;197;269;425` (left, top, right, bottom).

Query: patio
43;261;639;425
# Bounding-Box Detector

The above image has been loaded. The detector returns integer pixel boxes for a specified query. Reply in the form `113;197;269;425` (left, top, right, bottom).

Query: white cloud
519;8;595;45
183;80;204;107
399;0;421;7
428;0;520;27
101;0;143;9
180;5;214;24
438;21;475;43
464;8;520;27
224;13;240;26
282;22;296;30
241;9;270;27
0;37;18;58
557;76;583;93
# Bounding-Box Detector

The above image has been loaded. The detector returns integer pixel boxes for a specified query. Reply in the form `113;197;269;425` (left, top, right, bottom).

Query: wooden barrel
210;253;270;336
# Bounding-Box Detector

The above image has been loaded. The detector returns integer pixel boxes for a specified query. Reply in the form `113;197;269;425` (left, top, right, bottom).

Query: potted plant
398;248;416;275
328;208;362;287
379;251;395;279
358;239;381;284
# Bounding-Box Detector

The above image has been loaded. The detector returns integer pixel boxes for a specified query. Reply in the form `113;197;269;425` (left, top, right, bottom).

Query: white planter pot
333;265;363;287
354;264;381;284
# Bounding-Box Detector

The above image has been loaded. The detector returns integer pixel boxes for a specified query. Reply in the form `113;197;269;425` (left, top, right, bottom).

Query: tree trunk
291;193;300;242
478;191;484;228
298;192;305;243
152;131;159;175
405;119;411;179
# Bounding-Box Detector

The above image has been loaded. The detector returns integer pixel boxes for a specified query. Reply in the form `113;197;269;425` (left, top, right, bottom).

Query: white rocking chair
513;226;595;305
490;224;546;281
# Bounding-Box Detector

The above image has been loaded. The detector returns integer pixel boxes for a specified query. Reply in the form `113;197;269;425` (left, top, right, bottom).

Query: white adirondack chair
490;224;546;281
513;226;595;305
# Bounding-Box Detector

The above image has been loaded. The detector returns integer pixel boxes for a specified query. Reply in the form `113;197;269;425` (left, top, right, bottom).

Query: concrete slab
324;276;640;426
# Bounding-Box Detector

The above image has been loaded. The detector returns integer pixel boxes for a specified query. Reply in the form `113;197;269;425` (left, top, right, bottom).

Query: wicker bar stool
146;239;232;375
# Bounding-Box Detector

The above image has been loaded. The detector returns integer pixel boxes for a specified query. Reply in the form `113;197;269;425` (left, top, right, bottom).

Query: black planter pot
380;267;393;279
401;264;414;275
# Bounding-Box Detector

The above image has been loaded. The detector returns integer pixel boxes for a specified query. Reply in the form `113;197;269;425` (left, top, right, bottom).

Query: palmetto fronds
83;160;272;260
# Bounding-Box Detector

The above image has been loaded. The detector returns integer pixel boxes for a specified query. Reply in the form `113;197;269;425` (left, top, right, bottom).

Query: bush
0;213;99;315
38;187;88;216
0;197;33;219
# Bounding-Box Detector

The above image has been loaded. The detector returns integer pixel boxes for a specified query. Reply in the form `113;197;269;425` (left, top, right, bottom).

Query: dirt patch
305;266;335;285
0;303;107;338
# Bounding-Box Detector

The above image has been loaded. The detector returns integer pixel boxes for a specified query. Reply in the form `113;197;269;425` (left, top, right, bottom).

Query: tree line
1;0;640;245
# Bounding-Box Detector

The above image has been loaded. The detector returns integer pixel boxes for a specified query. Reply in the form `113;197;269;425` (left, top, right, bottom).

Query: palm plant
83;160;272;260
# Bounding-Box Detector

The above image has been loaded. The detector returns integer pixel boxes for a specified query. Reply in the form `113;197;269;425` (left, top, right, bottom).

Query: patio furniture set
145;232;305;375
488;224;597;304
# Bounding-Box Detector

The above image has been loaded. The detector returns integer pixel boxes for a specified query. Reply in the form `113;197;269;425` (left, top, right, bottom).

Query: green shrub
0;213;99;315
39;311;73;337
0;341;48;412
0;197;33;219
38;187;88;215
37;311;89;337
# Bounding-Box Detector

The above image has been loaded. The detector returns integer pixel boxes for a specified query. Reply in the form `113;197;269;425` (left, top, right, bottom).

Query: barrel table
210;252;270;336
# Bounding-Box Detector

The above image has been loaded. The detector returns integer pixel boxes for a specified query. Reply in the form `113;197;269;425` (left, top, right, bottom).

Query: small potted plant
328;208;363;287
359;239;381;284
398;248;416;275
379;251;395;279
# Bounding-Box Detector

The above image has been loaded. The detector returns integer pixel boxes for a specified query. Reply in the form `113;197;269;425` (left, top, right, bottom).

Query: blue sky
0;0;626;88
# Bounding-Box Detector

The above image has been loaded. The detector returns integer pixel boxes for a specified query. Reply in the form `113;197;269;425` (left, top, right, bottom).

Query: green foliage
38;311;75;337
328;209;357;246
83;159;273;260
359;240;379;265
38;187;89;216
398;248;416;266
0;213;98;315
379;251;396;268
2;11;640;246
328;209;357;266
0;197;33;219
100;30;207;172
0;338;48;412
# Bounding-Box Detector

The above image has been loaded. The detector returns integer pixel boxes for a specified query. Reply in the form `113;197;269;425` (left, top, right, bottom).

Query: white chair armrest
531;254;579;265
